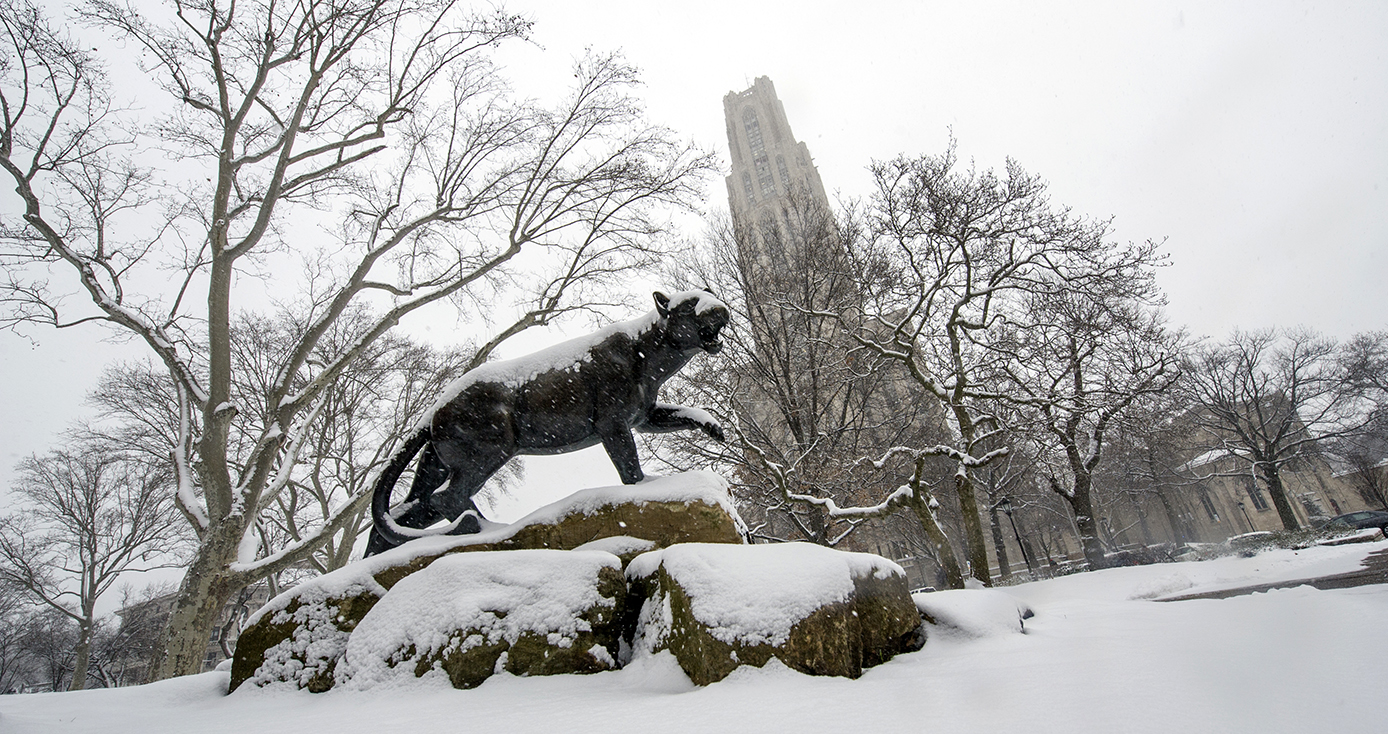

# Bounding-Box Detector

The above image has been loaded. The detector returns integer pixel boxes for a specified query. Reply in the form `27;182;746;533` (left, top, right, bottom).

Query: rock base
231;471;743;692
338;550;626;689
626;543;923;685
232;474;929;692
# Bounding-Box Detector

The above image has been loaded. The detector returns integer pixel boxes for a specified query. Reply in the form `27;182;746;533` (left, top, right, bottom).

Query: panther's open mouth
698;305;729;354
700;324;725;353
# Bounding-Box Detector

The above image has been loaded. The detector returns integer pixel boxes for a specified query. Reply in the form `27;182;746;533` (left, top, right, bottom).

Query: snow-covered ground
3;540;1385;734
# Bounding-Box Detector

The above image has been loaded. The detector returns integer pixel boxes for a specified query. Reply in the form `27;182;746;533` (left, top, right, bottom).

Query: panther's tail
364;427;432;556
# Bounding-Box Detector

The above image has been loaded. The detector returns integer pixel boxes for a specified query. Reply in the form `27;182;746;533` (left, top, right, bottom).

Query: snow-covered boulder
337;550;626;690
573;535;658;565
231;471;743;692
625;543;923;685
913;588;1034;637
488;472;746;555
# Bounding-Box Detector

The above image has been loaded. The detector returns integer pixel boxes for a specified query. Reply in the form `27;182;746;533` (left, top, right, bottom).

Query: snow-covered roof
1177;447;1250;473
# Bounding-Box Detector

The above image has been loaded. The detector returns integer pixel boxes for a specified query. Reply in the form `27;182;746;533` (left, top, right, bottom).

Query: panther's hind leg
405;442;449;503
430;438;514;535
387;442;452;531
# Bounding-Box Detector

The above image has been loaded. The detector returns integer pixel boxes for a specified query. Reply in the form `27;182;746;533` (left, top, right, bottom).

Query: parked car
1321;510;1388;533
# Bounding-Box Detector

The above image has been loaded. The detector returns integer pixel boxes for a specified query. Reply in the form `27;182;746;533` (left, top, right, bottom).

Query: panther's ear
653;291;671;318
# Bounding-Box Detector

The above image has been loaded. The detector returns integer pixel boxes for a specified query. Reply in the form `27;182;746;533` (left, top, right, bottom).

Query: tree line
648;146;1388;589
2;0;1385;691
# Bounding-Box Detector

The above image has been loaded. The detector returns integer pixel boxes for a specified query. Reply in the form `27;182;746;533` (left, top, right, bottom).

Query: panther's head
655;289;729;355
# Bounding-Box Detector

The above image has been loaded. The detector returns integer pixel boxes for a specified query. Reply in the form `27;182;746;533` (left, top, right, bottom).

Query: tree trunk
1133;497;1155;544
988;505;1012;580
147;522;244;681
947;404;993;586
953;470;992;585
1052;474;1107;570
1154;491;1189;544
68;618;92;691
906;475;964;590
912;505;964;590
1070;505;1107;569
805;502;830;546
1259;464;1301;530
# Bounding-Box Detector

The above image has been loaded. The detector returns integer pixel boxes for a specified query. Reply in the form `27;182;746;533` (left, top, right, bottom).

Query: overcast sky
3;1;1386;520
493;0;1388;340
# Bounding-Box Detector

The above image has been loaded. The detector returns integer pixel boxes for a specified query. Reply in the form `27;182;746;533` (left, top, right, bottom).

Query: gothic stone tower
723;76;830;225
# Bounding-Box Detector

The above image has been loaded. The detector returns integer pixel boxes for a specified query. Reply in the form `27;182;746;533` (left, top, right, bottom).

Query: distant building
111;584;270;684
1155;447;1368;540
723;76;830;231
981;416;1388;580
718;76;951;587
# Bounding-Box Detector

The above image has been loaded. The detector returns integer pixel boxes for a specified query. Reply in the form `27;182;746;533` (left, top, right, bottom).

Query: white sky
3;1;1387;522
492;0;1388;340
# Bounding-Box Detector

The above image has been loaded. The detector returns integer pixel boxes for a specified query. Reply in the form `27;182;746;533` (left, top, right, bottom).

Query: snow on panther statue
364;290;729;556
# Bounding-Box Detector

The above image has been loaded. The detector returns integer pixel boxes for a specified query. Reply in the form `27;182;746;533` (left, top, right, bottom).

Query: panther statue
364;290;729;556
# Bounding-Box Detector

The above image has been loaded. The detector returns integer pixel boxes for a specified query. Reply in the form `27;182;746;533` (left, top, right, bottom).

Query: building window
776;155;791;192
1198;491;1220;522
741;172;756;204
1242;475;1270;511
742;107;764;153
1299;493;1326;519
753;152;774;195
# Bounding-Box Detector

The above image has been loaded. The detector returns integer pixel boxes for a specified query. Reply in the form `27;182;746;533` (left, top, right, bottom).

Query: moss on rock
231;473;744;693
627;543;923;685
341;553;627;690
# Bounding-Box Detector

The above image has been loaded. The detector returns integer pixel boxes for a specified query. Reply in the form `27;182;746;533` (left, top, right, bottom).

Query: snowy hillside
2;541;1384;734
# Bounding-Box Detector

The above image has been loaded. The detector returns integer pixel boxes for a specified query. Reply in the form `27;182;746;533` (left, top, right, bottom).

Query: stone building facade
719;76;946;588
724;76;830;224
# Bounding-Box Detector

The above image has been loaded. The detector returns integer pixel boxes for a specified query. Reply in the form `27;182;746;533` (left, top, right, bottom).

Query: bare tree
1339;448;1388;511
648;195;944;552
0;446;182;690
825;143;1144;585
1334;330;1388;510
993;278;1181;568
0;583;33;693
1342;330;1388;398
1099;395;1205;544
16;608;79;691
1;0;713;680
85;582;173;687
214;312;493;581
1184;328;1366;530
86;311;521;583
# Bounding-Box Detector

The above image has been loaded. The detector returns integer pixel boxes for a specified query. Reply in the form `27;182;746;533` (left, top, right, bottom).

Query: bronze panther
365;290;728;555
